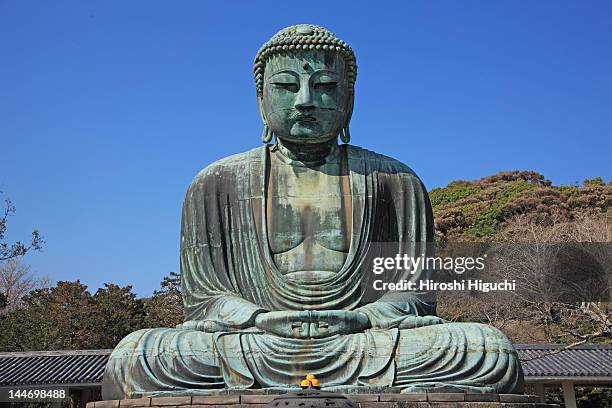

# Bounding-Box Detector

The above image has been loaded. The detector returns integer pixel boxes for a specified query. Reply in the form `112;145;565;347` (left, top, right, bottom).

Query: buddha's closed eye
314;82;338;90
271;82;299;92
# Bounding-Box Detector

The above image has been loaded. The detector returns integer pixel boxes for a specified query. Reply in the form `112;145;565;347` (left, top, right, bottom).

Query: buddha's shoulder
188;146;265;188
347;145;422;181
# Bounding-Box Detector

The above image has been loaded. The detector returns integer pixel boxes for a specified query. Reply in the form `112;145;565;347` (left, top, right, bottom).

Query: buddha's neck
275;138;338;166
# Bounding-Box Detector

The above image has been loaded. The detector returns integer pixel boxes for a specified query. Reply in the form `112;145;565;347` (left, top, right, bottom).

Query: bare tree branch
0;194;44;261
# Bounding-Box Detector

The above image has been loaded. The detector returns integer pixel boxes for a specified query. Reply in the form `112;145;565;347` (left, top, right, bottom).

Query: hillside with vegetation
430;171;611;241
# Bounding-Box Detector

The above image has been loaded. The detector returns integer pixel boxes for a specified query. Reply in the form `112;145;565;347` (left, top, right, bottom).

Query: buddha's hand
254;310;371;339
398;315;446;329
308;310;371;338
176;320;230;332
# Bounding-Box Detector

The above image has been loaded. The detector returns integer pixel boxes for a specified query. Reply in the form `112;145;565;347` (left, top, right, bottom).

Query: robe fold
180;144;436;323
101;145;523;399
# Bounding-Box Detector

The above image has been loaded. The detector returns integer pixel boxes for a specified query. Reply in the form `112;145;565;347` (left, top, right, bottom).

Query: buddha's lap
110;322;516;370
394;322;518;379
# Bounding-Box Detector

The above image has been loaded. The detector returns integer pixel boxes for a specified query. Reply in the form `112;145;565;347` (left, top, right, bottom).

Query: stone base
87;393;557;408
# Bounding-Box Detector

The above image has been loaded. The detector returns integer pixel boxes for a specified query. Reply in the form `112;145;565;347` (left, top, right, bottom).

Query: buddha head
254;24;357;145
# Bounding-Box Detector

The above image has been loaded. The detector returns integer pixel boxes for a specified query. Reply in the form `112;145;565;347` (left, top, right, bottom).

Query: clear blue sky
1;1;610;296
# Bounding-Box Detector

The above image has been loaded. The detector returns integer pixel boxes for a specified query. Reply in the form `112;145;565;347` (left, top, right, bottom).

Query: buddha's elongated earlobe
340;92;354;144
262;123;273;144
340;126;351;144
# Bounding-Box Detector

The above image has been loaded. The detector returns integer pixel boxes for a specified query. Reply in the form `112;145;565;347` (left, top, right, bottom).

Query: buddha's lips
289;111;317;123
294;115;316;123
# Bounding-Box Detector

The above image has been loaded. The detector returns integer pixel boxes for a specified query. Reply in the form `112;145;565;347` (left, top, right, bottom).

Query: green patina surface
102;24;524;399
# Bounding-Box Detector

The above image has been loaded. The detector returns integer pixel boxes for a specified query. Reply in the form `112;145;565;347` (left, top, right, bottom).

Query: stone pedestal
86;393;558;408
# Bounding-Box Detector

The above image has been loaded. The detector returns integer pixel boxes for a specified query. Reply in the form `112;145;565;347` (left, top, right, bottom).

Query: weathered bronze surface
102;24;525;399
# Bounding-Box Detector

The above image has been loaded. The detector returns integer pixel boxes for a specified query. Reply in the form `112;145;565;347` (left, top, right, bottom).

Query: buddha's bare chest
266;158;351;274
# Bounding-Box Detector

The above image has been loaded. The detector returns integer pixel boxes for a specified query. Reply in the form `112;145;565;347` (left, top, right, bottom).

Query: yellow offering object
300;374;321;389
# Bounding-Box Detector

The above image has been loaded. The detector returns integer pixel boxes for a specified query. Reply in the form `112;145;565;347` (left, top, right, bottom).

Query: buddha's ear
257;95;273;144
345;91;354;126
341;91;354;144
257;95;266;124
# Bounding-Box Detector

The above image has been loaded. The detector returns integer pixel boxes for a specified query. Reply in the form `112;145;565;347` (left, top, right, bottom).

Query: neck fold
275;138;339;166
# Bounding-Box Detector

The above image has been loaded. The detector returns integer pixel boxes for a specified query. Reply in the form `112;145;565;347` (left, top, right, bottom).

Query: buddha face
262;50;351;144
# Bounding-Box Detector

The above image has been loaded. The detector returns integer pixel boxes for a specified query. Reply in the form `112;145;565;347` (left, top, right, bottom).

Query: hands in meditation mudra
102;24;524;399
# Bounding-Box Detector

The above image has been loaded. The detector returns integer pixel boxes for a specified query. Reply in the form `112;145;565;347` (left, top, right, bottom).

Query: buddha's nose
294;86;315;111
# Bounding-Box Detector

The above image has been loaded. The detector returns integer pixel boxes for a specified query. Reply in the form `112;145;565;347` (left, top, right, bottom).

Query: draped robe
102;145;524;399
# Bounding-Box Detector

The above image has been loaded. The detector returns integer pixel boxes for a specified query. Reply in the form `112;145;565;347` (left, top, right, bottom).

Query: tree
489;213;610;344
583;177;605;187
0;194;44;261
90;283;146;348
144;272;183;328
0;281;95;351
0;275;185;352
437;212;612;345
0;287;54;351
0;259;49;315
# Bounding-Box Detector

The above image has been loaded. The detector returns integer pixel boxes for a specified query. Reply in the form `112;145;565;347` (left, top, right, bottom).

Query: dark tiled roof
515;344;612;378
0;349;112;386
0;345;610;386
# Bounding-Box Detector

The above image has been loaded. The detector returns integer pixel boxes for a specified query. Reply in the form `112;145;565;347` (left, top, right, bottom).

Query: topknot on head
253;24;357;97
